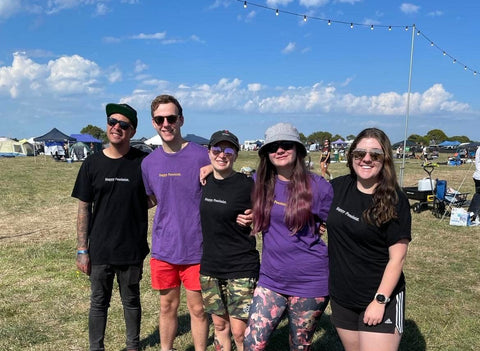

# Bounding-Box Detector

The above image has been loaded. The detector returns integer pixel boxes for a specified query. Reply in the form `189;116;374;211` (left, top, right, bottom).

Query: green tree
449;135;470;143
299;132;307;144
426;129;447;144
346;134;356;141
307;131;332;144
331;134;344;142
408;134;427;145
81;125;107;144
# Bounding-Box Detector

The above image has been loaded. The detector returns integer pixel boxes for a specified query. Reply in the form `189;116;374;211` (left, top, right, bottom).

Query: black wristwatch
374;293;390;304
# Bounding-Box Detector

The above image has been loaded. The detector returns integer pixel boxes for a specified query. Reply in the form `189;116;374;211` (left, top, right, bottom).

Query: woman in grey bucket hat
258;122;307;157
244;122;333;350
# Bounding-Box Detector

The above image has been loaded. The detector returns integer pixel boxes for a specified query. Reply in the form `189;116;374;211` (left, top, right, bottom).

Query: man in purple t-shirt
142;95;210;351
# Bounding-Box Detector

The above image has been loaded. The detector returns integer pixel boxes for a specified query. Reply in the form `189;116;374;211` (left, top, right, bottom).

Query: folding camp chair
432;180;469;218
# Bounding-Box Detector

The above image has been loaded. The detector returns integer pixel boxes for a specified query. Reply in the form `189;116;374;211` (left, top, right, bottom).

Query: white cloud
282;42;296;54
400;3;420;14
0;0;21;19
300;0;330;7
362;18;381;25
266;0;294;7
139;79;470;117
427;10;443;17
94;3;109;16
131;32;167;40
0;52;102;98
134;60;148;73
248;83;263;92
108;68;122;83
47;55;101;94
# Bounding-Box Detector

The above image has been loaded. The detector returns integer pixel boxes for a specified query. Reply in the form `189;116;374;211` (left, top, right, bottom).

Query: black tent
184;134;209;146
391;140;417;149
34;128;76;143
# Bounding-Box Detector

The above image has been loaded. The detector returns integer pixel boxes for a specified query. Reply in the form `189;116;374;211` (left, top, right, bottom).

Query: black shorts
330;290;405;334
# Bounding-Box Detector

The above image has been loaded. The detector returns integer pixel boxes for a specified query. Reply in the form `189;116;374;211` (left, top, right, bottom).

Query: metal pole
399;24;416;186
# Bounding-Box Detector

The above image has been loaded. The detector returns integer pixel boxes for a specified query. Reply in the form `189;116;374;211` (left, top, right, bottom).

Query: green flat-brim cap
106;103;138;129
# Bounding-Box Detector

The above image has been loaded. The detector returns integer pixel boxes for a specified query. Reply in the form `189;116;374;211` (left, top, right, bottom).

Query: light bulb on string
370;24;374;30
464;66;467;70
350;23;353;28
328;20;331;25
417;30;420;36
243;1;247;8
453;59;456;64
430;42;434;46
303;15;307;22
405;26;409;31
388;26;392;31
443;51;446;56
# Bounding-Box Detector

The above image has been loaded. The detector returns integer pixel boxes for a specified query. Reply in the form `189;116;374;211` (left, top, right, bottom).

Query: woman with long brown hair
243;123;333;351
327;128;411;351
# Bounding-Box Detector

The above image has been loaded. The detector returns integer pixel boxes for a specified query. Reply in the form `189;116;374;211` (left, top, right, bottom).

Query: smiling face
267;141;297;177
106;113;136;146
151;102;184;145
209;141;237;178
351;137;384;191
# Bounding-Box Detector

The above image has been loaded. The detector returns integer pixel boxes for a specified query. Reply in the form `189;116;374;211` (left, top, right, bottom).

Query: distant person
422;144;429;164
141;95;252;351
468;146;480;219
473;146;480;194
320;139;332;180
243;122;333;351
327;128;411;351
200;130;259;351
72;103;149;351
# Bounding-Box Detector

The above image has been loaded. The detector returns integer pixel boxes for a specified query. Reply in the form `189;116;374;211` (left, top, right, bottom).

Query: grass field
0;152;479;351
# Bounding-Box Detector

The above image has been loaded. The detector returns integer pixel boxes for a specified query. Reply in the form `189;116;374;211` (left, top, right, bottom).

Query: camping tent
331;138;348;148
145;134;163;146
0;138;34;157
438;140;461;148
145;133;209;146
184;134;209;145
70;134;103;153
69;142;91;161
34;128;76;157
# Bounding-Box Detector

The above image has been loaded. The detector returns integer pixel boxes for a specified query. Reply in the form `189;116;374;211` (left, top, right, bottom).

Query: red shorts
150;258;201;291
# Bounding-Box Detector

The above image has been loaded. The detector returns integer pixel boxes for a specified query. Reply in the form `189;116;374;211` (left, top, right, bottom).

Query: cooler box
418;178;436;191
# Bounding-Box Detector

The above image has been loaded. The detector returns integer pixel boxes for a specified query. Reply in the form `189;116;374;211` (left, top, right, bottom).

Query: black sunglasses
351;149;384;162
152;115;179;125
264;141;295;154
107;116;132;130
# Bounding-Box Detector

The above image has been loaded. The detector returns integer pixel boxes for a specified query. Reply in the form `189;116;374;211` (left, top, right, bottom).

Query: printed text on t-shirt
335;206;360;222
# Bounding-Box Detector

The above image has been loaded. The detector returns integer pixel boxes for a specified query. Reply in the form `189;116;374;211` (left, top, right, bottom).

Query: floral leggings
243;286;329;351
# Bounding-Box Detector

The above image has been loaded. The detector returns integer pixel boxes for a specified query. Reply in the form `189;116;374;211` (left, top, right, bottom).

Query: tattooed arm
76;200;91;275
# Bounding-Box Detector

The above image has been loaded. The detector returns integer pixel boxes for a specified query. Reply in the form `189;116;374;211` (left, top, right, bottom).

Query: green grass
0;153;478;350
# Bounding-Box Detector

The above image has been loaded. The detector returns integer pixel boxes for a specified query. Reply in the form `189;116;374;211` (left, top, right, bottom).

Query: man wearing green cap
72;103;149;351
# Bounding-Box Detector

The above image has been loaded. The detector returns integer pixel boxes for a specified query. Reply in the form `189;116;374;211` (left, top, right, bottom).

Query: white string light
237;0;479;77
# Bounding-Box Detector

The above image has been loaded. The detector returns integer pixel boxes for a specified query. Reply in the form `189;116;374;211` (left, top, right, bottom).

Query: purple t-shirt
141;142;210;264
258;173;333;297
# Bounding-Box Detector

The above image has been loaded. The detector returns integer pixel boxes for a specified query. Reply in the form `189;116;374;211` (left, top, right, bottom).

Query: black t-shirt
200;172;259;279
71;147;149;265
327;174;411;309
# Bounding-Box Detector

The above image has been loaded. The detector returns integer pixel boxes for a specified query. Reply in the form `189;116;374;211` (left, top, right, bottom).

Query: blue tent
70;133;102;144
438;140;460;147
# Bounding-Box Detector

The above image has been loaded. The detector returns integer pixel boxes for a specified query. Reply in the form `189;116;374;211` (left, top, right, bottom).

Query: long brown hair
347;128;399;227
252;144;313;234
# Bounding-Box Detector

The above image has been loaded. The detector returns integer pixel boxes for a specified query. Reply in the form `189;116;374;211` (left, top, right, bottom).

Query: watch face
376;294;386;303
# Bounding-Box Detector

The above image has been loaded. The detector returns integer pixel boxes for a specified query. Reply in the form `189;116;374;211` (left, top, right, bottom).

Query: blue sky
1;0;479;144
